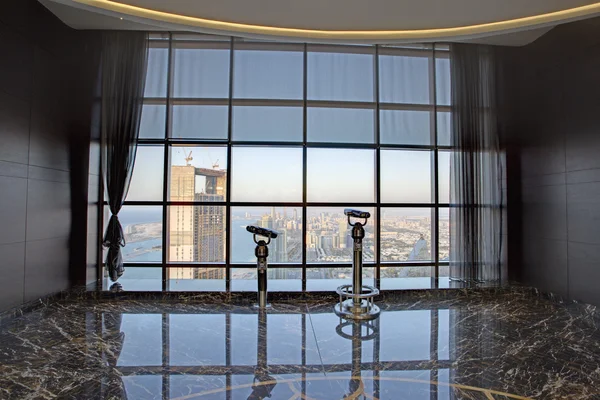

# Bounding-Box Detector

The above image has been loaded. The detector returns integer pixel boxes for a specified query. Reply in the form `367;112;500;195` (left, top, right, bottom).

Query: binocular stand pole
255;238;269;309
335;210;380;320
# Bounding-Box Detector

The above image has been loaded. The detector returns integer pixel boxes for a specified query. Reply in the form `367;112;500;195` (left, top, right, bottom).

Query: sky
127;45;451;210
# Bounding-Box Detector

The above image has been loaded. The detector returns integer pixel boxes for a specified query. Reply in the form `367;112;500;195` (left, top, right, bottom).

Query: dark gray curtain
449;43;504;284
101;32;149;282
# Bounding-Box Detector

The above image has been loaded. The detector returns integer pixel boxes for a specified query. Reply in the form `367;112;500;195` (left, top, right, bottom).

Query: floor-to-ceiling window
105;33;451;292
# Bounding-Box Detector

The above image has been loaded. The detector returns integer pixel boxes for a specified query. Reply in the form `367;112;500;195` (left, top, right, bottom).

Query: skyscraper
170;166;195;262
408;235;430;261
338;219;348;249
169;165;227;280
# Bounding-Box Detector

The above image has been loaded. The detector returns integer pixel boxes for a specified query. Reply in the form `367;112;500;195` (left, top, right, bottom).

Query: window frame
102;36;451;291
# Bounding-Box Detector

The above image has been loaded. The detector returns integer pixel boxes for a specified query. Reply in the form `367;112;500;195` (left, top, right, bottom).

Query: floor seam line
306;304;327;377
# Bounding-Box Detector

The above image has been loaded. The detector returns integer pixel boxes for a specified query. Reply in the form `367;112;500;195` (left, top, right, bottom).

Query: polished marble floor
1;292;600;399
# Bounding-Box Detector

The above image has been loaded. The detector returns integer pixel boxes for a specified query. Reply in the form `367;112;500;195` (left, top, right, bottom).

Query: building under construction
169;164;227;280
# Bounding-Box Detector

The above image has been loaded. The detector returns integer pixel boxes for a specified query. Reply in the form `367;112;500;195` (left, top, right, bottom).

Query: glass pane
306;207;376;263
439;208;450;263
306;267;375;291
436;57;451;106
231;207;302;263
144;47;168;98
381;208;433;262
233;48;303;99
381;266;434;290
230;268;302;291
438;151;451;203
113;314;162;366
168;205;226;262
232;106;303;142
119;206;163;263
307;148;375;202
170;146;227;201
307;107;374;143
380;150;432;203
139;104;165;139
127;146;164;201
171;105;228;140
231;147;303;202
168;267;226;291
169;314;226;365
102;266;162;291
437;111;451;146
173;47;230;98
379;55;430;104
380;110;431;145
308;50;374;101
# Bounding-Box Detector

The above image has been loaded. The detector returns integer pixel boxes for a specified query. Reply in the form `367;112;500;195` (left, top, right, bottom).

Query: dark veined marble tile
3;292;600;399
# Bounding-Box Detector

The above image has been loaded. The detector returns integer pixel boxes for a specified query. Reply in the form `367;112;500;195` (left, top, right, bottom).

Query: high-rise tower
169;165;227;280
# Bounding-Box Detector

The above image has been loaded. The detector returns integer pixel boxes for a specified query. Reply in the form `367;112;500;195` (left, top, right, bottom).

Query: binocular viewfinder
344;209;371;219
246;225;279;239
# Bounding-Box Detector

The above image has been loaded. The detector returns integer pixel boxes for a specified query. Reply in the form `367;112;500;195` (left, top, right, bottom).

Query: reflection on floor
102;276;453;292
1;292;600;399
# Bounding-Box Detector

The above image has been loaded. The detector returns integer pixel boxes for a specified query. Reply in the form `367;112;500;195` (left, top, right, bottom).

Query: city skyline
118;200;450;280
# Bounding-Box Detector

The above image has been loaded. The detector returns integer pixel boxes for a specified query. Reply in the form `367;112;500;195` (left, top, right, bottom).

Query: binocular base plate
334;299;381;321
334;284;381;320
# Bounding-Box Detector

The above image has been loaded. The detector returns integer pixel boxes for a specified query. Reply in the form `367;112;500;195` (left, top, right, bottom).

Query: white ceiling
40;0;600;45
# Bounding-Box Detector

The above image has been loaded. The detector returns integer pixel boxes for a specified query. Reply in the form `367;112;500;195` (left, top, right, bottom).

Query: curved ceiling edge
48;0;600;42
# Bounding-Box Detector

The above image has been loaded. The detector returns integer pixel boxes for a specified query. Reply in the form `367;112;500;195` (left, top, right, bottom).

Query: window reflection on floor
99;306;453;400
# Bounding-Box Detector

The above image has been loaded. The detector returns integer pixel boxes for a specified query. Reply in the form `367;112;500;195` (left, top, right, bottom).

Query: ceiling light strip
62;0;600;40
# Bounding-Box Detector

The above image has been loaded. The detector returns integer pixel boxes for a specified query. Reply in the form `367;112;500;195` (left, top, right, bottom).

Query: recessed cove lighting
62;0;600;41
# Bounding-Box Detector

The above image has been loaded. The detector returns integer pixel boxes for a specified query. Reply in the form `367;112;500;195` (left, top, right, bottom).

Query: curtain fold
449;43;504;284
101;32;149;282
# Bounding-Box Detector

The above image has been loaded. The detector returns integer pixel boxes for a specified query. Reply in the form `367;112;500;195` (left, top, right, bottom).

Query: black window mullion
225;37;234;292
161;33;173;290
374;44;381;289
302;43;308;292
432;45;440;288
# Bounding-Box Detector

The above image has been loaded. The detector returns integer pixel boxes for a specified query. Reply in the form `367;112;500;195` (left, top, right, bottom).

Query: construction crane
184;150;193;166
200;147;220;170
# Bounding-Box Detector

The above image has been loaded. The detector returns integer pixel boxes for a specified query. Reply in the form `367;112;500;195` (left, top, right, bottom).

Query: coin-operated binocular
334;209;380;320
246;225;278;309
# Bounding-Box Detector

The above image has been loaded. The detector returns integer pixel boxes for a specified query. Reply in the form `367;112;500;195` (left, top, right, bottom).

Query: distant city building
169;165;227;280
338;219;348;249
408;235;430;261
